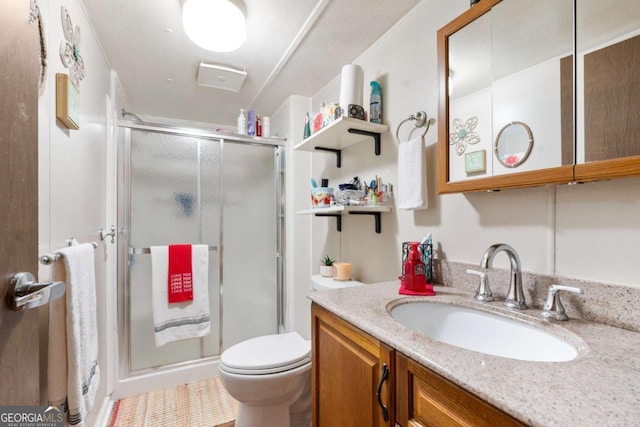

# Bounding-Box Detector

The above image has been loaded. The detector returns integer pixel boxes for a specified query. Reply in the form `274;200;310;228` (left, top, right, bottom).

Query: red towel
168;244;193;303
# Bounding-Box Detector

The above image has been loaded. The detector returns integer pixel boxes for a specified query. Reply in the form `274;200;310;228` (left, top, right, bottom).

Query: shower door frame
116;120;286;381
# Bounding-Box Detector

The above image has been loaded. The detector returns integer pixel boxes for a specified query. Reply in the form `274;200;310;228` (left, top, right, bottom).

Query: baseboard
94;396;115;427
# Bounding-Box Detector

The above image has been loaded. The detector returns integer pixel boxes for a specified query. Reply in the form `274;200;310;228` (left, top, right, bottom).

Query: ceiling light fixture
182;0;247;52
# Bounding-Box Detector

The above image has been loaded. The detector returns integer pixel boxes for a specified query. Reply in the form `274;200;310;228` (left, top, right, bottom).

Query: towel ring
395;111;430;141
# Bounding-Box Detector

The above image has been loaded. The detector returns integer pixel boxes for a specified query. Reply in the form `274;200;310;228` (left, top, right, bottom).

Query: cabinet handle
376;363;390;422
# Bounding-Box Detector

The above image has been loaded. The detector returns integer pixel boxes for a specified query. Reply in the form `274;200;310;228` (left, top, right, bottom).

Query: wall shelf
293;117;389;167
297;206;392;233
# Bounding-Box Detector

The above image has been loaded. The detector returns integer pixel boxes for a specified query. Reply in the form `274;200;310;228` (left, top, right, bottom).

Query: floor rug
109;377;238;427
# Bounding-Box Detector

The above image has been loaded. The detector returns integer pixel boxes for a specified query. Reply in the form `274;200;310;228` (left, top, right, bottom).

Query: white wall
37;0;114;424
298;0;640;314
271;95;314;340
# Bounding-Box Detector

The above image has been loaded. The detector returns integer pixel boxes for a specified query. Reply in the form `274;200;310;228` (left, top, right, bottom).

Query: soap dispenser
399;242;436;296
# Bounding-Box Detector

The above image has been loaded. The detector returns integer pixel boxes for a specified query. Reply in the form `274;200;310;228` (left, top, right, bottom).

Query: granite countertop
308;281;640;427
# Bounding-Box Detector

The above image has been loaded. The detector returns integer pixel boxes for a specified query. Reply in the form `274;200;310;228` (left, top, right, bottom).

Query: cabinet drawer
396;353;526;427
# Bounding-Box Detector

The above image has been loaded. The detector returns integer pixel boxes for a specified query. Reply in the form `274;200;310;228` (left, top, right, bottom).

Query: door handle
8;272;65;311
376;363;390;422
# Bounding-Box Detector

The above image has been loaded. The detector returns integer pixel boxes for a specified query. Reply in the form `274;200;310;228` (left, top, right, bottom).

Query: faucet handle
466;269;494;302
541;285;584;321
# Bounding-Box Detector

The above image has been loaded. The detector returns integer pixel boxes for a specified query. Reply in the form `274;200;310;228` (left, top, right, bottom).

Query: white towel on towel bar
48;242;100;427
397;136;428;210
151;245;211;346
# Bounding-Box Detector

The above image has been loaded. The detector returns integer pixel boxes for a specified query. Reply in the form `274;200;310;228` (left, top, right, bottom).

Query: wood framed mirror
438;0;574;193
438;0;640;194
573;0;640;182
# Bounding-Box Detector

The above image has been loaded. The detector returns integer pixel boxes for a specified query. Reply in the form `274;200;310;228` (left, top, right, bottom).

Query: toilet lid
220;332;311;374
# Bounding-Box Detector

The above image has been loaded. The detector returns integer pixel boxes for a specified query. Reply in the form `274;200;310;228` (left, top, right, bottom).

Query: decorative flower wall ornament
449;116;480;156
59;6;85;87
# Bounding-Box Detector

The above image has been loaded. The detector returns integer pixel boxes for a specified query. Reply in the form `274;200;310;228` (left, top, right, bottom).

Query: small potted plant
320;255;336;277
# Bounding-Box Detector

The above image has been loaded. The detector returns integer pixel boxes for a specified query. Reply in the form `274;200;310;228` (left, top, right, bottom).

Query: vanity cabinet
312;303;526;427
311;304;395;426
395;353;526;427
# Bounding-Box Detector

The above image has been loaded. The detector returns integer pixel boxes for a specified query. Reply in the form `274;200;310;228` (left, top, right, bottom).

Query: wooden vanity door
311;303;394;427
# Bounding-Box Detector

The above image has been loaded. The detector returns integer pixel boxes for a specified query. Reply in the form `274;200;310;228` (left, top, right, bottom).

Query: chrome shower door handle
8;272;65;311
100;225;117;243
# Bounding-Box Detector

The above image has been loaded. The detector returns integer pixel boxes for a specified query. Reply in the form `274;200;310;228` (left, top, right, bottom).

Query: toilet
219;277;365;426
218;332;312;427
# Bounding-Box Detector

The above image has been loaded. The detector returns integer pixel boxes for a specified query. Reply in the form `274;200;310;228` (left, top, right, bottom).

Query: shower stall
114;121;285;396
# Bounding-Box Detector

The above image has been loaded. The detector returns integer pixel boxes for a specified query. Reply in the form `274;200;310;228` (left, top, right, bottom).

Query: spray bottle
369;81;382;124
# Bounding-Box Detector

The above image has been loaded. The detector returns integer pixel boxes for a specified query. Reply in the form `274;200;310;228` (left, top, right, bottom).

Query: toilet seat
220;332;311;375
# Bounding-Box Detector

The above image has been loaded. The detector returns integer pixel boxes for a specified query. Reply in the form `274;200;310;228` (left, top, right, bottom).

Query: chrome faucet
480;243;527;310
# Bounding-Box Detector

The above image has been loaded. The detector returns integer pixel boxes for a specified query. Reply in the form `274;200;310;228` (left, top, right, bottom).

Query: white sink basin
389;301;581;362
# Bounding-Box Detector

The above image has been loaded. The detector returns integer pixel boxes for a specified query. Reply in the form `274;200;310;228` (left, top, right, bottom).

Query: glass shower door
120;127;281;374
221;142;279;349
127;130;221;371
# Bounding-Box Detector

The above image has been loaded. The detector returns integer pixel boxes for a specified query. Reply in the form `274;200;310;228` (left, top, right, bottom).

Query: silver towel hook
395;111;430;141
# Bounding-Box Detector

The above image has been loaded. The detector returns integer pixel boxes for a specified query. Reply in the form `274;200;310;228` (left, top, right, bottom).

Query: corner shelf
296;206;392;234
293;117;389;167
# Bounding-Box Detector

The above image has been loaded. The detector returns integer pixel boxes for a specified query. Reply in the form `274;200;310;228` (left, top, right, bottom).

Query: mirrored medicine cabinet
437;0;640;193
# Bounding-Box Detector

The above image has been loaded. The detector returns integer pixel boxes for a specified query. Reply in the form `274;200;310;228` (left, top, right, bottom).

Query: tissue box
311;187;334;208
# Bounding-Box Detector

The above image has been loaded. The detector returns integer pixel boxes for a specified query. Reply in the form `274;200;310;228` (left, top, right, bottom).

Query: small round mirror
494;122;534;168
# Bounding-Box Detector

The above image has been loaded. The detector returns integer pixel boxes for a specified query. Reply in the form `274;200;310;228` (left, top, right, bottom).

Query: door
0;0;41;405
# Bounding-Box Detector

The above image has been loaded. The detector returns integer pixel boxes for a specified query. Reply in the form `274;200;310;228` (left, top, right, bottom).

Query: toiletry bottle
237;109;247;135
304;113;311;139
256;115;262;137
247;110;256;136
369;81;382;124
262;116;271;137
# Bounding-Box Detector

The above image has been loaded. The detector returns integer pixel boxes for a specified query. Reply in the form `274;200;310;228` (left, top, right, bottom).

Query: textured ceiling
83;0;421;125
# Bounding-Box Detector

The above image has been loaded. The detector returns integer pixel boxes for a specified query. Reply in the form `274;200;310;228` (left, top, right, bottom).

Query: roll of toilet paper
339;64;364;116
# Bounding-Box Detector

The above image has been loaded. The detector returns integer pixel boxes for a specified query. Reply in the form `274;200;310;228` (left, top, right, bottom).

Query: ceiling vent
197;63;247;92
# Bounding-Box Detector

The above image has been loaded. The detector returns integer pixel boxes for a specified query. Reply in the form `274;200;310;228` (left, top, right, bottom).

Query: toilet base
235;404;311;427
235;402;295;427
233;379;311;427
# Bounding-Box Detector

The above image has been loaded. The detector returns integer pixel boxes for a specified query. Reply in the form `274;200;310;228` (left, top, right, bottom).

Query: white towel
151;245;210;346
48;242;100;426
397;136;428;210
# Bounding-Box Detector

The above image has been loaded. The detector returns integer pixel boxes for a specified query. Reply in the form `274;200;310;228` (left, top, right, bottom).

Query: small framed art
465;150;486;174
56;73;79;130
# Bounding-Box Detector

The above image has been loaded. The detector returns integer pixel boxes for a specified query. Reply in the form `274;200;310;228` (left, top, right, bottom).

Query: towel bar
129;245;219;255
395;111;430;141
39;239;98;265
